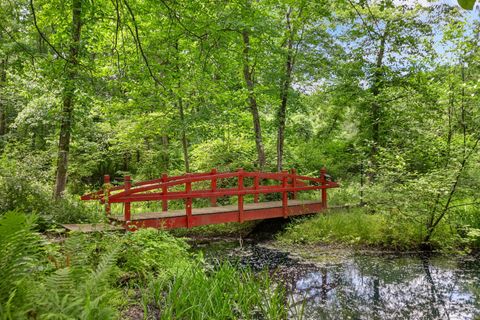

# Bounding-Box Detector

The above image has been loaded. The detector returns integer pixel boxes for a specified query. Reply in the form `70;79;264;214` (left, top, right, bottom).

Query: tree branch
123;0;166;89
29;0;68;62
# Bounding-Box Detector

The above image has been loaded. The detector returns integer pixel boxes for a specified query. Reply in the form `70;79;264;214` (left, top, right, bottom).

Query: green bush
277;207;472;251
278;209;388;247
0;159;99;226
191;137;257;172
0;212;121;320
120;228;192;282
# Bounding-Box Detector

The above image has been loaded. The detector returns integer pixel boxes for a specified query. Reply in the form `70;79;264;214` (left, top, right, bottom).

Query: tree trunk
0;57;6;136
161;135;169;172
54;0;82;199
242;30;266;170
368;23;388;181
178;97;190;173
276;7;295;172
173;41;190;173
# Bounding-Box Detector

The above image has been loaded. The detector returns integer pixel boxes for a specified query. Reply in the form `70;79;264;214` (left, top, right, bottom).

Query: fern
0;211;42;318
34;239;121;320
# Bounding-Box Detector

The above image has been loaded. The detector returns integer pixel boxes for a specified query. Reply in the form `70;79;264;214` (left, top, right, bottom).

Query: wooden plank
109;199;323;222
123;201;326;230
62;223;124;232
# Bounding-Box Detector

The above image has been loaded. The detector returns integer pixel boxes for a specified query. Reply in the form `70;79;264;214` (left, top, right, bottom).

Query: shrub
0;159;99;226
119;228;192;282
0;212;122;320
277;207;470;251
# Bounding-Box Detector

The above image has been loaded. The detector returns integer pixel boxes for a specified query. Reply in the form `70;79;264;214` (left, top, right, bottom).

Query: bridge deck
108;199;325;229
110;199;322;222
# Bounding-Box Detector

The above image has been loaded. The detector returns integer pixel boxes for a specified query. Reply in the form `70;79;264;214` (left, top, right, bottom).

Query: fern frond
0;212;42;305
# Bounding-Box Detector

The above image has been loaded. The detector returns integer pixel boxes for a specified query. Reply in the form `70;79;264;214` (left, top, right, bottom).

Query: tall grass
141;262;288;320
277;207;479;251
0;213;294;319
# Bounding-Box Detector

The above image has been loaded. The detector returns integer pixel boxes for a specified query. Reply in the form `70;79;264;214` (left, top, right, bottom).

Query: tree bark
174;41;190;173
0;57;6;136
54;0;82;199
368;23;388;181
242;30;266;170
161;135;169;172
178;97;190;173
276;7;295;172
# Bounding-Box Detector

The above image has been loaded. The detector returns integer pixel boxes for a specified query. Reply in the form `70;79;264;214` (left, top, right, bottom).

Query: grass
0;212;294;320
278;208;388;247
276;207;477;251
140;262;289;320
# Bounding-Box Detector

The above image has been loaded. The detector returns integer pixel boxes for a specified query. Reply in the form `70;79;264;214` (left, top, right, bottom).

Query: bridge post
210;168;217;207
185;175;192;228
290;168;297;200
238;168;244;223
253;173;259;203
282;170;288;218
320;167;327;209
124;175;131;223
103;175;111;216
161;173;168;212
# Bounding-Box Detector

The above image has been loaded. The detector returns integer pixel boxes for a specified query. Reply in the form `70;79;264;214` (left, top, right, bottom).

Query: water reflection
286;254;480;320
192;241;479;320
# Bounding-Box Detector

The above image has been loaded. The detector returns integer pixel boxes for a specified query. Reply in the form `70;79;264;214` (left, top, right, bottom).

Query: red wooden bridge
80;168;338;230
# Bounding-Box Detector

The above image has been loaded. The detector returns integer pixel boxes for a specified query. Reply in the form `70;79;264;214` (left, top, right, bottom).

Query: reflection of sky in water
288;256;480;320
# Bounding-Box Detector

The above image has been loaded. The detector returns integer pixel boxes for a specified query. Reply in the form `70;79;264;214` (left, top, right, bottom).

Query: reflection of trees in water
287;255;478;320
422;255;445;319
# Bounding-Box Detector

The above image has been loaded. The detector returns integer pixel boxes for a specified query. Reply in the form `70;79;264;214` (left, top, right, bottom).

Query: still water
192;240;480;320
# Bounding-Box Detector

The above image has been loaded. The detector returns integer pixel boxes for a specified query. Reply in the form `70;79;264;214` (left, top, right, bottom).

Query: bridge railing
81;168;339;225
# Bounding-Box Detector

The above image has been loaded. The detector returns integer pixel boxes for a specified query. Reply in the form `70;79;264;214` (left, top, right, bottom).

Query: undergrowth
0;212;293;320
0;161;102;227
140;263;288;320
277;207;480;252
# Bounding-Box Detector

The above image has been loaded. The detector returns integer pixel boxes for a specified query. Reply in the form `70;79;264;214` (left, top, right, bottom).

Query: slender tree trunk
161;135;169;172
173;41;190;173
368;23;388;181
0;57;6;136
276;7;295;172
178;97;190;173
54;0;82;199
242;30;266;170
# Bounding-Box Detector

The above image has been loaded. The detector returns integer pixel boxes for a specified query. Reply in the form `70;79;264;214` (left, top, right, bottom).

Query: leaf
458;0;476;10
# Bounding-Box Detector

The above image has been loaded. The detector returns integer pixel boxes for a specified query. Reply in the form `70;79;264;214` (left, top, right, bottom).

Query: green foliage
33;241;121;320
458;0;476;10
141;262;288;320
0;158;101;226
0;212;122;319
191;137;257;172
279;209;389;247
171;220;257;238
0;212;289;319
0;212;42;318
277;207;474;251
120;229;192;282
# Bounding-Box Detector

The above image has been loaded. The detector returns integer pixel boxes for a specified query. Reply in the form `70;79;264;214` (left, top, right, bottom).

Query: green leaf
458;0;476;10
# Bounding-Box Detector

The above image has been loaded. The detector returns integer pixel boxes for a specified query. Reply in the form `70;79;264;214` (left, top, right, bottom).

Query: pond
191;240;480;320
